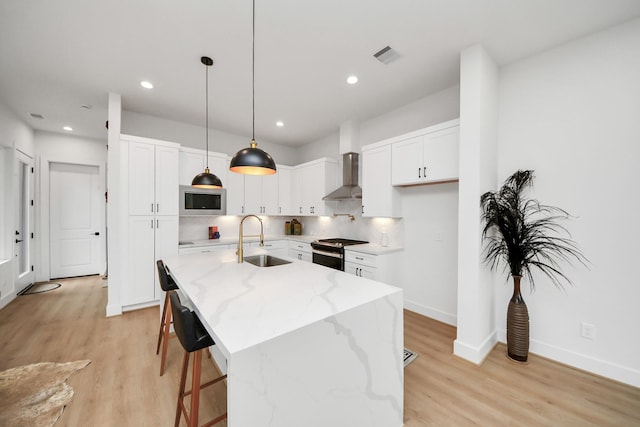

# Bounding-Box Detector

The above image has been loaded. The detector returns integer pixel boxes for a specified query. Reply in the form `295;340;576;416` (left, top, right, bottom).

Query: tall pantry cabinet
121;135;179;309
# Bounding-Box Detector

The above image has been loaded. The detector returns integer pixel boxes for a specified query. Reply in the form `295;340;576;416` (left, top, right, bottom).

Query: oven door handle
312;249;343;259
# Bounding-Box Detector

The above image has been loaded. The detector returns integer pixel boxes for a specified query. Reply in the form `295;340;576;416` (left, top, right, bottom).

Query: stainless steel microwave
179;185;227;216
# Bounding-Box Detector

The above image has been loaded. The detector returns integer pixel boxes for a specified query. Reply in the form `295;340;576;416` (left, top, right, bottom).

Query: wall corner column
106;93;122;316
454;44;499;363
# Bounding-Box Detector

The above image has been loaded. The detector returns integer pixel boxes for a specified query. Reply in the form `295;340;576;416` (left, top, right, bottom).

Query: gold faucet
237;214;265;263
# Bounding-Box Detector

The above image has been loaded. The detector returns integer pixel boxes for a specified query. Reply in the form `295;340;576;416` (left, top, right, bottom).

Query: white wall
34;131;107;282
496;18;640;386
122;110;299;166
298;85;461;324
297;85;460;163
0;100;34;308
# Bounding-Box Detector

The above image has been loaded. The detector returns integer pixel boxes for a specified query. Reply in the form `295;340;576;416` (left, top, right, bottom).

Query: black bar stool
156;260;179;376
169;291;227;427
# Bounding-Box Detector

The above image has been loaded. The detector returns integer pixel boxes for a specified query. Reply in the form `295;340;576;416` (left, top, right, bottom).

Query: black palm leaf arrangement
480;170;587;292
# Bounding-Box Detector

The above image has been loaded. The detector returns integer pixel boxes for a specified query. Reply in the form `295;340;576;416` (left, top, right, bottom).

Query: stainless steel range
311;238;368;271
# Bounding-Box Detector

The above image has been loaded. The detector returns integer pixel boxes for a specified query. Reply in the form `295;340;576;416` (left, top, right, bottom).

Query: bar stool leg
175;351;190;427
190;349;203;427
156;291;170;354
159;293;173;376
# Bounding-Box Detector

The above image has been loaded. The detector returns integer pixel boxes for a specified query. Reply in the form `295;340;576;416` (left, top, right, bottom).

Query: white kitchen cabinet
127;139;179;216
121;135;180;309
277;166;292;215
288;240;312;262
343;248;403;286
178;147;227;187
361;144;402;218
250;240;287;257
178;244;230;255
125;215;178;307
391;120;459;186
244;173;279;215
225;158;245;215
291;158;337;216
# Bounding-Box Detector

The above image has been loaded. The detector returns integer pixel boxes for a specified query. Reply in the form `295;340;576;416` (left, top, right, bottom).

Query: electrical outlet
581;322;595;340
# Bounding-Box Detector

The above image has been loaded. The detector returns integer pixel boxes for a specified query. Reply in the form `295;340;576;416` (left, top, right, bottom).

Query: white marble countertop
179;235;404;254
344;243;404;255
164;248;402;359
179;234;316;248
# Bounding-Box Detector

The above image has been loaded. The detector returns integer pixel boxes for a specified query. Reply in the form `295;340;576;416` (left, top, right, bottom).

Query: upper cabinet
277;166;292;215
178;147;227;187
291;158;337;216
361;144;402;218
244;173;278;215
126;136;179;216
391;120;459;186
225;158;245;215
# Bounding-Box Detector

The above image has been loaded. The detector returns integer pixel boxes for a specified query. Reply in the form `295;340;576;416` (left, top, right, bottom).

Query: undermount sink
243;254;291;267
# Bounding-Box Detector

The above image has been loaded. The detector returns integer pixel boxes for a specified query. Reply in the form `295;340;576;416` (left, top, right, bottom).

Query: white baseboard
496;329;640;388
453;331;498;365
404;299;457;326
106;303;122;317
0;292;17;310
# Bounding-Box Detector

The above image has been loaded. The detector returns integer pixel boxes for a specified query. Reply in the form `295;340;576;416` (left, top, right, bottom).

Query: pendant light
229;0;277;176
192;56;223;188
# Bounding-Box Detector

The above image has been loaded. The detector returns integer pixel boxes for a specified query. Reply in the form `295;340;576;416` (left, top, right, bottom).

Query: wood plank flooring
1;276;638;426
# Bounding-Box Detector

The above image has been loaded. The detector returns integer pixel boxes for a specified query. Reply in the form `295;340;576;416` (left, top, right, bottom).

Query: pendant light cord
252;0;255;142
205;61;210;169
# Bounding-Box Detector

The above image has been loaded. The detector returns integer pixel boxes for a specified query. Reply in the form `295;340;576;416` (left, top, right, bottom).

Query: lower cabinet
178;244;230;255
288;240;312;262
251;240;287;257
343;248;403;286
124;215;178;307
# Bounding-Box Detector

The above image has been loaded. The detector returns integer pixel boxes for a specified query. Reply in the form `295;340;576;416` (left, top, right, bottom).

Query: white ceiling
1;1;640;147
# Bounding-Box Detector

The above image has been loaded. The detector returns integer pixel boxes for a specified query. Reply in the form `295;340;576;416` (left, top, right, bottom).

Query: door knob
94;232;100;236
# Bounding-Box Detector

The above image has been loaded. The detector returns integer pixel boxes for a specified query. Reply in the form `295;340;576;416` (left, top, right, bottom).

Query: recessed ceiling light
141;81;154;89
347;75;358;85
63;126;73;131
276;121;284;127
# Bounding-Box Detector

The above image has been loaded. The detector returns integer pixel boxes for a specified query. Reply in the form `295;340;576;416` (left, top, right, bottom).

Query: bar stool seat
157;259;179;376
169;290;227;427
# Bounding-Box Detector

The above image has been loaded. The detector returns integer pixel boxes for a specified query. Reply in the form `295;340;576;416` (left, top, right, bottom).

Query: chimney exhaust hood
323;152;362;200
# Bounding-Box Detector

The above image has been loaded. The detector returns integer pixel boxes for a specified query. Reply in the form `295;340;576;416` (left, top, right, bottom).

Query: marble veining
164;247;404;426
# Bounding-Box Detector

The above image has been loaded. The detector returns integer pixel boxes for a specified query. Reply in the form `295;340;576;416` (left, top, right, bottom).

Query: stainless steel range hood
323;152;362;200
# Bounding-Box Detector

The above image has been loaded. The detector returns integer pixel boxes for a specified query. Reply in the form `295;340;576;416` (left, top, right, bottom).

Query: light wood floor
1;276;638;426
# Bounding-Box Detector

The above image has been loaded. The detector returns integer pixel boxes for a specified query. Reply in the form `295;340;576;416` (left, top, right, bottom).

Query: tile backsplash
179;202;403;247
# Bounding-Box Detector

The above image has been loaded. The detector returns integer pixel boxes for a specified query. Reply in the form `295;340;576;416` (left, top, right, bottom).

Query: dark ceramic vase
507;275;529;362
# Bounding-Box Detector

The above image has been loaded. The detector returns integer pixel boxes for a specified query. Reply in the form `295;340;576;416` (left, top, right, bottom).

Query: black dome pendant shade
229;0;276;176
192;167;223;188
229;140;276;175
192;56;223;188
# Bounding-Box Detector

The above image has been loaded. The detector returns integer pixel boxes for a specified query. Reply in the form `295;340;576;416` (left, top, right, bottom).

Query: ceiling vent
29;113;44;119
373;46;400;64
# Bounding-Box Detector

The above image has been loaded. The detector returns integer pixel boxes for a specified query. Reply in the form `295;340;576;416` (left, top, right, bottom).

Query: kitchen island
164;247;403;427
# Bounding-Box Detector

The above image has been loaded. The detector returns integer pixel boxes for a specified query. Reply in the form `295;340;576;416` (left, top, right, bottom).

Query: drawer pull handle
355;256;364;261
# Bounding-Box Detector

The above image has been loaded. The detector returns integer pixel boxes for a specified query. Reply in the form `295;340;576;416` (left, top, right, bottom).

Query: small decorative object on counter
291;219;302;235
284;221;291;235
208;226;220;239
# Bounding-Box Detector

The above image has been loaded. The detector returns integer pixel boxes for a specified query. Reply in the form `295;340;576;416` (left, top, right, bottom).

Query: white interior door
50;162;104;279
15;151;34;291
